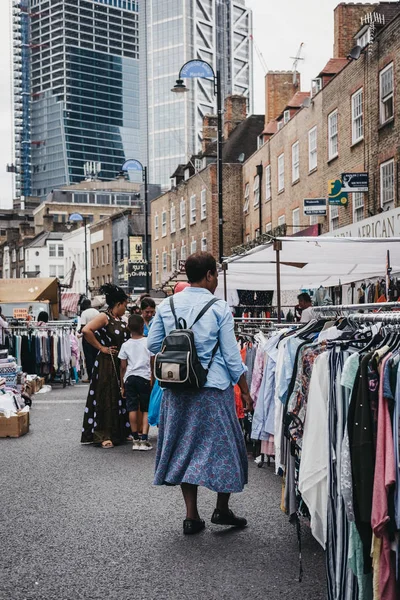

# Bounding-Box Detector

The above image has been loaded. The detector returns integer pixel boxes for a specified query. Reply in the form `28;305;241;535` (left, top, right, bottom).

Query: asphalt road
0;384;326;600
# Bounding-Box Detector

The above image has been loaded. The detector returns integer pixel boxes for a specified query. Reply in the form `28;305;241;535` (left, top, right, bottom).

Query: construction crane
250;34;268;74
290;42;305;87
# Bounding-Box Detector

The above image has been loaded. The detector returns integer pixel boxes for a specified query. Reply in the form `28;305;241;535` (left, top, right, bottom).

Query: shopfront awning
222;237;400;291
61;292;80;316
0;278;59;303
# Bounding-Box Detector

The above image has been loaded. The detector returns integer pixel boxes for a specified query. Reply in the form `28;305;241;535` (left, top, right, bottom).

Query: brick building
150;96;264;287
243;1;400;241
90;217;113;293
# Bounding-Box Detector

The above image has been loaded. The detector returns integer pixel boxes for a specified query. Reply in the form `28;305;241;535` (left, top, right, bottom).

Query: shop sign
323;206;400;238
129;236;143;262
13;308;28;319
328;179;348;206
341;172;369;193
304;198;327;216
118;258;128;285
128;261;149;293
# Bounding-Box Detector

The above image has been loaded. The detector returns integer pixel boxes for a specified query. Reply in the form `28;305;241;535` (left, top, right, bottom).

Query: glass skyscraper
13;0;140;199
140;0;253;189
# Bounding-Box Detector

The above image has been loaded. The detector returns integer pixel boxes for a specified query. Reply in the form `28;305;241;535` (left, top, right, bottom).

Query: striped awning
61;292;80;316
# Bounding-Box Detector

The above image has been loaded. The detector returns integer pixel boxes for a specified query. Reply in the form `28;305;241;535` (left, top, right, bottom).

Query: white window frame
19;266;24;278
291;141;299;183
292;208;300;234
161;210;167;237
155;252;160;284
278;154;285;192
380;159;395;210
49;244;56;257
308;126;317;171
154;214;159;239
180;243;187;262
380;63;394;124
201;236;207;252
190;195;196;225
180;199;186;229
253;174;260;207
58;265;64;279
200;189;207;220
19;247;24;261
352;89;363;144
278;215;286;227
170;205;176;233
328;110;338;160
58;244;64;258
283;110;290;124
243;183;250;213
49;265;57;277
265;222;272;233
330;205;339;231
265;165;271;200
310;214;318;226
353;192;364;223
11;249;16;262
171;246;177;271
190;239;197;254
162;250;167;273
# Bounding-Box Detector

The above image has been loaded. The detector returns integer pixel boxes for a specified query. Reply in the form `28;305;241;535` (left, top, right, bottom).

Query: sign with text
328;179;348;206
341;172;369;193
180;60;214;79
13;308;28;320
129;261;149;293
304;198;327;216
129;236;143;262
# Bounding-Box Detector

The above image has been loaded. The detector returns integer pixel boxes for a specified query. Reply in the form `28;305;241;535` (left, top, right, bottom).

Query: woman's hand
120;386;126;398
241;391;253;412
100;346;118;355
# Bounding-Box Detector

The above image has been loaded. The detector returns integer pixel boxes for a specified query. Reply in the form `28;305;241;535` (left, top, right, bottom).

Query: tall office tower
12;0;140;199
140;0;253;189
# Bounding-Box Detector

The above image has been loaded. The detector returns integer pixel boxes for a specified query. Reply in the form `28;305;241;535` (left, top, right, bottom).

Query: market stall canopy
222;237;400;291
0;278;59;303
61;292;80;316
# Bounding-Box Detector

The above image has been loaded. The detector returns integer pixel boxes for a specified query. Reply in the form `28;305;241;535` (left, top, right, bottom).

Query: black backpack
154;296;220;390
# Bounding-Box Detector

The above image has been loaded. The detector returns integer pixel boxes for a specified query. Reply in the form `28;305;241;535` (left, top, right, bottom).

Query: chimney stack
223;95;247;139
202;114;218;153
265;71;299;126
333;3;376;58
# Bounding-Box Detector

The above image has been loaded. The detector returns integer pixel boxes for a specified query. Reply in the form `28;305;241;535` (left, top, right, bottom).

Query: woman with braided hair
81;284;129;448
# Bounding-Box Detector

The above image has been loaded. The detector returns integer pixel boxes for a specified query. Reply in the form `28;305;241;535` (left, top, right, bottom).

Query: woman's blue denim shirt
147;287;246;390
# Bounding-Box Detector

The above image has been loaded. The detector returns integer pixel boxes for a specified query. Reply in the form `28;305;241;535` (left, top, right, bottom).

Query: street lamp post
172;60;223;263
69;212;88;297
121;159;150;293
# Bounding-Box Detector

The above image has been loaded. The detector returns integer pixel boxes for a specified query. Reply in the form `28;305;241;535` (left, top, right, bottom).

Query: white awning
222;237;400;291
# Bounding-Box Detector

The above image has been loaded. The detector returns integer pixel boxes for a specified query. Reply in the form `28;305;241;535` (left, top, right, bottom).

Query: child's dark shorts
125;375;151;413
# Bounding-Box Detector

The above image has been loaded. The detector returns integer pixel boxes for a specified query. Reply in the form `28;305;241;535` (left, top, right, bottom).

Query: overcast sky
0;0;341;209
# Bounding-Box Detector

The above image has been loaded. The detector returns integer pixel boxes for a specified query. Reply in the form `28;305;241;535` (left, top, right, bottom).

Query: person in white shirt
119;314;154;451
0;306;9;348
80;299;100;380
297;292;316;323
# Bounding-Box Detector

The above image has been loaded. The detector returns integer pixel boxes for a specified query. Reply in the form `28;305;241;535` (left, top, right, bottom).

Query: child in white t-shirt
119;314;154;451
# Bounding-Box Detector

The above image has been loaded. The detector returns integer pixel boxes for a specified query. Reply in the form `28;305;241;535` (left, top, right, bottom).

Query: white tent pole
273;239;282;323
222;262;228;302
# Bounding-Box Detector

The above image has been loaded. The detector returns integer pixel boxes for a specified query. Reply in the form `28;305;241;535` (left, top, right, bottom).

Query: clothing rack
350;312;400;324
313;301;400;313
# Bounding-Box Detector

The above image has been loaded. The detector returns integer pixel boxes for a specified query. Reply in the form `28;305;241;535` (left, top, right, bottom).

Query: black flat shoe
211;509;247;528
183;518;206;535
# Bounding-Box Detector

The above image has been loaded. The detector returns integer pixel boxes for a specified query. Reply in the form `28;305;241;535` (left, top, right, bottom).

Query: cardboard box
0;412;29;438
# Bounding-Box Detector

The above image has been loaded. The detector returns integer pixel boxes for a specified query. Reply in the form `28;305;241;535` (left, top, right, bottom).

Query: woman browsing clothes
80;283;129;448
141;297;156;337
148;252;253;535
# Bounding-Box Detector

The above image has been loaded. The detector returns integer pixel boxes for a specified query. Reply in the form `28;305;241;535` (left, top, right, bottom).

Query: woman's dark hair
80;299;91;312
128;314;144;334
140;297;156;310
185;252;217;284
130;305;141;315
37;311;49;323
99;283;128;308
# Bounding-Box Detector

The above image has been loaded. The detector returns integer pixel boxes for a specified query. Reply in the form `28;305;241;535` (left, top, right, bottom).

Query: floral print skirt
154;386;248;493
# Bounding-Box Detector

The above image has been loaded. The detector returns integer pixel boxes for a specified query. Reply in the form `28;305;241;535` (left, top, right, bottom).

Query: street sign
341;172;369;193
122;159;143;172
304;198;327;216
328;179;348;206
180;60;214;79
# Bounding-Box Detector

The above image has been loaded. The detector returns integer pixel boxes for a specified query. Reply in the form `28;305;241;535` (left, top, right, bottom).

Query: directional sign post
341;172;369;193
304;198;327;216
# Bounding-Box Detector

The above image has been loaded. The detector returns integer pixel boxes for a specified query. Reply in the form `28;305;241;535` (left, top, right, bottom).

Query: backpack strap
190;297;220;328
169;297;187;330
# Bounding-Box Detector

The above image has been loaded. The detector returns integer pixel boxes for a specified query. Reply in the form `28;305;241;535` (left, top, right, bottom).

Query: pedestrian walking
141;297;156;337
119;314;154;451
148;252;253;535
79;299;100;380
80;283;129;449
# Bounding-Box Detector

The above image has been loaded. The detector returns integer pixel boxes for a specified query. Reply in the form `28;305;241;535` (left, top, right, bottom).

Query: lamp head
171;79;189;93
